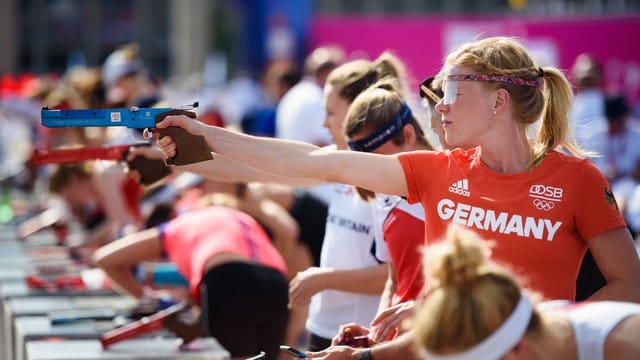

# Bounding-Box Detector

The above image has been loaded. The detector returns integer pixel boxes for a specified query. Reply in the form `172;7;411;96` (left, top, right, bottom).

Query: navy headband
348;103;413;152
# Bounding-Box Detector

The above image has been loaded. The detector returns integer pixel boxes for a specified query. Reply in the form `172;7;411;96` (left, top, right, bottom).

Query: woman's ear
493;88;510;114
402;123;417;147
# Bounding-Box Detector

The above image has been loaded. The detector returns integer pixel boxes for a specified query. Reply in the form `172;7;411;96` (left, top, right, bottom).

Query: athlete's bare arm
586;227;640;302
126;144;325;188
377;264;396;315
604;314;640;358
156;115;409;197
93;228;163;298
178;156;325;188
308;331;421;360
289;264;388;310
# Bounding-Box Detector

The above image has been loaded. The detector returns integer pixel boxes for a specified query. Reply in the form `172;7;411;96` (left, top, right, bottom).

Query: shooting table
26;337;230;360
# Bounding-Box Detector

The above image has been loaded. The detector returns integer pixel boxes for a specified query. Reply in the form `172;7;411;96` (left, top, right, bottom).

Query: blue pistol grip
41;107;173;129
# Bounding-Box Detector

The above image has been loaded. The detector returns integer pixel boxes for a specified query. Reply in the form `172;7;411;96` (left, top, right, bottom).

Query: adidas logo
448;179;470;197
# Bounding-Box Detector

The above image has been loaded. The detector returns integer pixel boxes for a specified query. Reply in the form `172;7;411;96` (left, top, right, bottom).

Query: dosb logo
529;185;564;200
529;185;563;212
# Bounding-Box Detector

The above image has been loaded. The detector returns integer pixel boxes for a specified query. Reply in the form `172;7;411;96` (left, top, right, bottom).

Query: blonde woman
415;224;640;360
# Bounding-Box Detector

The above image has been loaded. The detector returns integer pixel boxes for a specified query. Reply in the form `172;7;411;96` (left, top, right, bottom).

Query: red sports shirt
379;198;425;305
398;147;625;300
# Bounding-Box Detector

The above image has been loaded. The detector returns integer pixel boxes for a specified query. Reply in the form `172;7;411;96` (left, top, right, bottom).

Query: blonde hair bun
427;224;492;288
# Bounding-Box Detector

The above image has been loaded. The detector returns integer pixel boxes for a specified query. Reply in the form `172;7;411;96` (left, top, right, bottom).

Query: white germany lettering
436;198;562;241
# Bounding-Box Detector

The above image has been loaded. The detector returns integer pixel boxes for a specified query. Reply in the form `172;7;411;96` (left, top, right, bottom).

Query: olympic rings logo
533;198;555;211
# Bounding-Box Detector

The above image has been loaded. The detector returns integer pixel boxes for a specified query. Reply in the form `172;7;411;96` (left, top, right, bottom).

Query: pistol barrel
41;107;171;128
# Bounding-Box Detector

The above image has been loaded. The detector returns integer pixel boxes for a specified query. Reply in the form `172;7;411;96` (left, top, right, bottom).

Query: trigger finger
143;128;156;140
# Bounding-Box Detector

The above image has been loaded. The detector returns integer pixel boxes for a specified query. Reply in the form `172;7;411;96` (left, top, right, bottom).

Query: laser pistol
41;103;213;165
100;302;203;349
30;143;171;186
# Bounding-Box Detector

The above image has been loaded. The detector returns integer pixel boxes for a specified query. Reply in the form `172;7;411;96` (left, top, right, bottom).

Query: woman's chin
444;134;460;147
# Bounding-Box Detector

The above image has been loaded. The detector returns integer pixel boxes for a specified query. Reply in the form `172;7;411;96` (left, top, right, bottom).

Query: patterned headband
446;73;543;89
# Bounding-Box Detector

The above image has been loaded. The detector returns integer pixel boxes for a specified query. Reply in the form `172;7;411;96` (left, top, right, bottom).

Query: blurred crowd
1;39;640;360
570;54;640;236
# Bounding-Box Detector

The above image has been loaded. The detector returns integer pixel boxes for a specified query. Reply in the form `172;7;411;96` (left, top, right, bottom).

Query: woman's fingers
372;313;405;343
158;140;176;158
157;115;201;135
370;307;391;326
155;115;184;129
288;277;306;309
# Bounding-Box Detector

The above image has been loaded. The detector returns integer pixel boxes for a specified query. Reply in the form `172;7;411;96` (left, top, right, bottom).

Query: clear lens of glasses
442;78;458;105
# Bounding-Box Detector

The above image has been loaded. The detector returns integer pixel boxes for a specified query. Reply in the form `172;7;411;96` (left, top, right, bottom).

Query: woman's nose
435;101;447;114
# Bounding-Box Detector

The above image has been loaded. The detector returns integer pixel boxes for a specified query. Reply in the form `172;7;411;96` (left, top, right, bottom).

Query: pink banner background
310;15;640;108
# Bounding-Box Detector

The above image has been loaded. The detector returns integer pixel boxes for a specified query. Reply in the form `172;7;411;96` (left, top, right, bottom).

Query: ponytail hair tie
538;67;545;78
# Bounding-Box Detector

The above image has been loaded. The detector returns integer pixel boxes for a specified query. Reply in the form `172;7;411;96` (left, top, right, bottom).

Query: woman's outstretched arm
156;115;409;197
179;156;326;188
126;143;325;188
